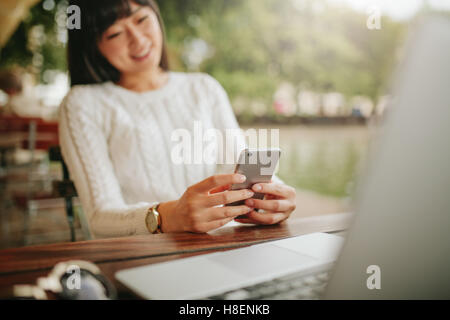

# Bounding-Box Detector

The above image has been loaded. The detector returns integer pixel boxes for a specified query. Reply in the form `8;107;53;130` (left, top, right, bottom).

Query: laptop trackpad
207;244;318;277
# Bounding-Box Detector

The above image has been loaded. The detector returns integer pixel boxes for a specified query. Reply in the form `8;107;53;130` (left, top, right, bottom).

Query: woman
60;0;296;238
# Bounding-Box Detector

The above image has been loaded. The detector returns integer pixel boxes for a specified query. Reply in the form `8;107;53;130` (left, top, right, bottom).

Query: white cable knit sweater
59;72;250;238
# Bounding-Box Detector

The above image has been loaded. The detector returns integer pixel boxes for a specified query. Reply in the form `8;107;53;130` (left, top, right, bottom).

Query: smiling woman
60;0;297;239
97;3;169;91
68;0;169;87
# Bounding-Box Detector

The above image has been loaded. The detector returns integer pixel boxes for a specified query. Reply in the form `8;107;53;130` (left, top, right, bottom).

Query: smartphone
226;148;281;211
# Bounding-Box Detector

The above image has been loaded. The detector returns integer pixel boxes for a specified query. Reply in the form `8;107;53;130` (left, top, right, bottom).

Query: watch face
148;212;158;233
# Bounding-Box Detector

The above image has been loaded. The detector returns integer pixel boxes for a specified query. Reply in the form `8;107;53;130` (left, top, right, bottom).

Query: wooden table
0;213;353;299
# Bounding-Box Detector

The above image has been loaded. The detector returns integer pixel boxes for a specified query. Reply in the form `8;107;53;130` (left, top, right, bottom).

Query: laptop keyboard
207;267;332;300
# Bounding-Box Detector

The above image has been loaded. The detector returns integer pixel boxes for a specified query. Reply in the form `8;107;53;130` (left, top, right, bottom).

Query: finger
234;210;278;224
192;174;246;193
234;209;270;224
251;183;296;198
234;217;258;224
209;184;231;195
205;205;253;221
245;210;288;225
264;194;277;200
197;217;235;233
206;189;254;207
245;198;293;213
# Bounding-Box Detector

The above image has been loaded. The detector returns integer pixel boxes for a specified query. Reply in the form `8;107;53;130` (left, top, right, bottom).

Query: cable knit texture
59;72;280;239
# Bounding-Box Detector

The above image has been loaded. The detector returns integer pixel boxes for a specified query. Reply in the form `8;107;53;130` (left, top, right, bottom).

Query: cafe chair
48;146;91;242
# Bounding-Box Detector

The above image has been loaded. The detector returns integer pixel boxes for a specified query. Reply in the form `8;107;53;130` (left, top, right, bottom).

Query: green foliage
0;0;67;82
1;0;407;99
157;0;407;105
0;23;34;67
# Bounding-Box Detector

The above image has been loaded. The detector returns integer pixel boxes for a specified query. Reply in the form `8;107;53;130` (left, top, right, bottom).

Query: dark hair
68;0;170;86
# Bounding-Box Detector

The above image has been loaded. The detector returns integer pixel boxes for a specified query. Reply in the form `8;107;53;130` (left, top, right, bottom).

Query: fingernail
253;184;262;191
237;174;246;182
246;199;254;206
246;190;254;197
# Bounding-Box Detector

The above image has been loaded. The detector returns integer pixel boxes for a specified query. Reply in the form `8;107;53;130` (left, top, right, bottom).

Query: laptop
115;15;450;300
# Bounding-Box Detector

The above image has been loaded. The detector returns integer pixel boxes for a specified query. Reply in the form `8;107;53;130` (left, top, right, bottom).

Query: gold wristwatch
145;203;162;234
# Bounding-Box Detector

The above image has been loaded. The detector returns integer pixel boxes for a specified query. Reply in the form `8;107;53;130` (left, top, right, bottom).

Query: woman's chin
123;61;158;75
129;55;161;71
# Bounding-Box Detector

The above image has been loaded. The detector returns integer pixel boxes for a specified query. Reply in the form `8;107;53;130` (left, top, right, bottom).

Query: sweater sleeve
58;87;154;239
204;75;285;185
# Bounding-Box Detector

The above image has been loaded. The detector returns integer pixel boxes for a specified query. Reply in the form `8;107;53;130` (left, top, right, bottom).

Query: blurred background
1;0;449;248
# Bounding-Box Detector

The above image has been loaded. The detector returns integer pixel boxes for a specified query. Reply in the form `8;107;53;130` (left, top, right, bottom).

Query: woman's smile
131;46;152;61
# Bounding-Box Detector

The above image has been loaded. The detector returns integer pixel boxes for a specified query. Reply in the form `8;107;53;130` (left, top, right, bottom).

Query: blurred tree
0;0;67;83
1;0;408;107
156;0;407;109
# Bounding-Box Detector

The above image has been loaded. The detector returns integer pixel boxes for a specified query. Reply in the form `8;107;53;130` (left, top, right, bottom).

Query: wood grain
0;213;353;297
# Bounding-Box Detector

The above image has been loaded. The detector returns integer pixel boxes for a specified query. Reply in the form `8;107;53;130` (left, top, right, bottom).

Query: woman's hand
234;182;296;225
158;174;254;233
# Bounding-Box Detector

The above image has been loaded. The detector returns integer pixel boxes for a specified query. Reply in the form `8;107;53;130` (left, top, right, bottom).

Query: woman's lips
131;48;151;61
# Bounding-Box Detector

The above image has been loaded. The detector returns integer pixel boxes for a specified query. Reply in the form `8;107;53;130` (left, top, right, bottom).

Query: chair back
48;146;77;198
0;115;59;151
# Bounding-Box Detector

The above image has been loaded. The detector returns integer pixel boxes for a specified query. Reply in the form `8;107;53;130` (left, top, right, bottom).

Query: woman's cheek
110;48;130;70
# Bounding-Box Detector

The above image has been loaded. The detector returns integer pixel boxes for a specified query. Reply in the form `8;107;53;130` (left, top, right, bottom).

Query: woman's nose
127;25;147;50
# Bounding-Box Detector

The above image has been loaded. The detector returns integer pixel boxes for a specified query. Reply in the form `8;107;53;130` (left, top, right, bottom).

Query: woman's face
97;2;163;76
